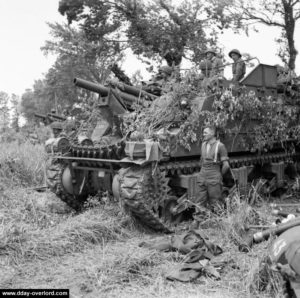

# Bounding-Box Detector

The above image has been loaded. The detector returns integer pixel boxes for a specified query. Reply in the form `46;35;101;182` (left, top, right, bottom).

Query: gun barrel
244;224;270;231
47;113;67;121
271;209;295;217
270;203;300;208
253;217;300;243
34;113;47;119
111;81;157;99
74;78;109;96
74;77;139;106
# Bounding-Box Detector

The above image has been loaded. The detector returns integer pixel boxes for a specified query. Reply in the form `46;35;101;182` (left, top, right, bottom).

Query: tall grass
0;205;130;264
0;141;46;187
0;138;288;297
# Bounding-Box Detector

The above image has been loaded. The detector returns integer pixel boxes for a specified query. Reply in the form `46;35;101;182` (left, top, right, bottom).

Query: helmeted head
203;126;216;142
159;65;173;76
229;49;242;61
205;49;217;59
50;121;63;137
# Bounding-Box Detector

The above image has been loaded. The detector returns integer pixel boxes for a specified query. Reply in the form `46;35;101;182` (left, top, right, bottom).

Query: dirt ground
0;187;293;298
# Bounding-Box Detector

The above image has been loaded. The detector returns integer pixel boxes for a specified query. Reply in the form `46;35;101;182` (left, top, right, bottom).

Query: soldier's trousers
196;165;223;212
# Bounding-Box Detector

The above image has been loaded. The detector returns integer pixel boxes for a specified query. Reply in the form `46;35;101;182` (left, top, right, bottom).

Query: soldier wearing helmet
158;65;173;77
50;121;63;138
205;49;224;78
142;65;175;96
229;49;246;82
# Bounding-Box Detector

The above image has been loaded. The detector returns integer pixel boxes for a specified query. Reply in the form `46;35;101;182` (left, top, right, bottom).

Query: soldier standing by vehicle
197;126;230;213
229;49;246;82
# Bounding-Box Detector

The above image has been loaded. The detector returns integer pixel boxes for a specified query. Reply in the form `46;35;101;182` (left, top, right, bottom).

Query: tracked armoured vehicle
46;64;300;232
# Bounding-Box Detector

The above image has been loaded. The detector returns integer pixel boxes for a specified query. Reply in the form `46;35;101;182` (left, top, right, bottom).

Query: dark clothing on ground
139;229;227;282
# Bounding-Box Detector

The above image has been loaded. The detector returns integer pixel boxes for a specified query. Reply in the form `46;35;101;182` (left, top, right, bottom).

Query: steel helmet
205;49;217;56
159;66;173;75
50;121;63;130
228;49;242;58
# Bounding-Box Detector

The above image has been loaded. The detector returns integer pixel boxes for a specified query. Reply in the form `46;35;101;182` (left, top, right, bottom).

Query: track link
119;166;172;233
118;151;300;232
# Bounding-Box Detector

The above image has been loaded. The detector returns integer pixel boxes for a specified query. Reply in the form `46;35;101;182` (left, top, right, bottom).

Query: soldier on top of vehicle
229;49;246;82
198;49;224;90
205;49;224;78
156;66;174;84
50;121;64;138
50;108;56;114
275;64;297;85
142;65;175;96
199;49;223;78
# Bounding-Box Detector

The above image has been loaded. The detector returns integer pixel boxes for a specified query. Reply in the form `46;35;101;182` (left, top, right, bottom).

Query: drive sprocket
118;165;177;233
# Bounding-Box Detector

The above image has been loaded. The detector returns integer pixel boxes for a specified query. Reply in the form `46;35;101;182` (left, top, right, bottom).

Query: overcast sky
0;0;300;96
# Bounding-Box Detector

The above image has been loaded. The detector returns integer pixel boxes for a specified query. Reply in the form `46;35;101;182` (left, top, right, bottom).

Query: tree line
5;0;299;125
0;92;20;133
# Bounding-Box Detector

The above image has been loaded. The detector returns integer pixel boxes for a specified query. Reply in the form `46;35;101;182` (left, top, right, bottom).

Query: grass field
0;141;288;298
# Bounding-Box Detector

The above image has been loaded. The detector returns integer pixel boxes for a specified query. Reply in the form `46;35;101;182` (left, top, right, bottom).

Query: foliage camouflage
122;69;300;152
19;0;300;124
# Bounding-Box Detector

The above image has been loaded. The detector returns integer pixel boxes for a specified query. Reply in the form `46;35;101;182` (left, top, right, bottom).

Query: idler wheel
45;158;90;210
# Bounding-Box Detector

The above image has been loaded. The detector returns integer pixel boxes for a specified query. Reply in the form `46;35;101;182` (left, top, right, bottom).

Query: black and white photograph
1;1;300;297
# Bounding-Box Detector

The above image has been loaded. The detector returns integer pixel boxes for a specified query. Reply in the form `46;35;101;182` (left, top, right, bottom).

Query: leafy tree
31;79;54;113
20;89;38;122
58;0;234;66
0;91;10;132
40;22;124;109
230;0;300;70
21;80;55;123
42;23;119;83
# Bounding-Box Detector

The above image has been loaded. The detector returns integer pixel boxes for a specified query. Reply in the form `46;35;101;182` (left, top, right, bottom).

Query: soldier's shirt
210;57;224;77
201;139;228;167
232;58;246;82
